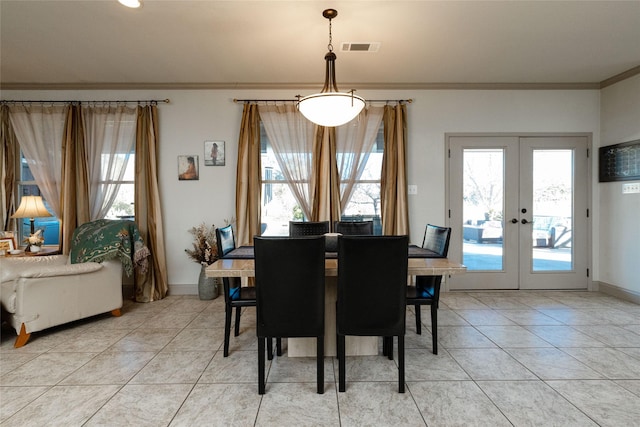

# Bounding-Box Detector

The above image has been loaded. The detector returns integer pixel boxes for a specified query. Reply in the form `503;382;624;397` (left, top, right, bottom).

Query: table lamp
11;195;53;235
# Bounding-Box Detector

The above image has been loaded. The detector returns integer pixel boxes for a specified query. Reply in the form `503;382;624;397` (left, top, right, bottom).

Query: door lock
511;218;518;224
521;219;530;225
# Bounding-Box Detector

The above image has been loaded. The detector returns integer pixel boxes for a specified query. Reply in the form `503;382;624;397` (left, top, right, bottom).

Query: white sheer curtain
336;106;384;212
82;106;137;220
258;104;316;219
8;105;68;216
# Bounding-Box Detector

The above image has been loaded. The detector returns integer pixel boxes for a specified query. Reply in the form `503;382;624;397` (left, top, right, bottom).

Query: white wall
2;88;601;294
599;74;640;297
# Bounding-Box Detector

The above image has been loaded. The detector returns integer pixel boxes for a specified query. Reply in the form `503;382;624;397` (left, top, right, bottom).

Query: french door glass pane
462;149;505;271
532;150;573;271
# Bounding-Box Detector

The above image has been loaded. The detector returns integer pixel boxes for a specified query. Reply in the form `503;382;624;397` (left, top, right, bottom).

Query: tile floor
2;290;640;426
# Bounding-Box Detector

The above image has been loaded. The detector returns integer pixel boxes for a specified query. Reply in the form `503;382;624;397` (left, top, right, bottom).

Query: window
339;126;383;234
16;149;135;246
102;151;135;220
16;152;60;246
260;124;308;236
260;123;384;235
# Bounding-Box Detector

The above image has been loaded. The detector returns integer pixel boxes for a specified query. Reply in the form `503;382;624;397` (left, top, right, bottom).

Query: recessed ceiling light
118;0;142;9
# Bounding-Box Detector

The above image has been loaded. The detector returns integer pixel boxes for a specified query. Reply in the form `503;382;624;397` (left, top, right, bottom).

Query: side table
4;248;61;257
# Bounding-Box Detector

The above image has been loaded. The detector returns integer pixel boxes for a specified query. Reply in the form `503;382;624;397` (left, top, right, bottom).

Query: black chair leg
386;337;394;360
267;337;273;360
276;338;282;356
431;304;438;355
258;337;266;394
317;335;324;394
398;335;405;393
224;304;232;357
415;304;422;335
338;335;346;392
234;306;241;336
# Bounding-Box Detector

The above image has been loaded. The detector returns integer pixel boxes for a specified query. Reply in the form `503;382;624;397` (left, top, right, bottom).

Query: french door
447;135;590;290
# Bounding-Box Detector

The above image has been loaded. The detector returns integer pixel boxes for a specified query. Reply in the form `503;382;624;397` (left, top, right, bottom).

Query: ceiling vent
340;42;381;53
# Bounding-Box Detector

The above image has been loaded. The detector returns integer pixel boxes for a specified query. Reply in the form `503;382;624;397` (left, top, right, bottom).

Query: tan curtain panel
60;105;91;254
380;104;409;236
135;105;169;302
1;105;17;231
311;126;341;224
235;103;261;246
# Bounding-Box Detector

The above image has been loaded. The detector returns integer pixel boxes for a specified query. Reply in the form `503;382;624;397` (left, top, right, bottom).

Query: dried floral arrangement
185;223;218;265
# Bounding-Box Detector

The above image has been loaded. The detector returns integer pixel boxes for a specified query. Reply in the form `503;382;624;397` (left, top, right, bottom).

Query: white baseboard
169;283;198;295
597;281;640;304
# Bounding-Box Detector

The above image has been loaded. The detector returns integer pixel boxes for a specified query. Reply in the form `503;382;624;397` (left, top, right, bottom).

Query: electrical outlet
622;182;640;194
408;185;418;195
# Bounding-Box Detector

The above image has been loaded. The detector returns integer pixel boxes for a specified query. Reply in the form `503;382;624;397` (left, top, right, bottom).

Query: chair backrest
215;225;240;302
254;236;326;338
289;221;330;237
216;225;236;257
337;235;408;337
421;224;451;257
334;221;374;235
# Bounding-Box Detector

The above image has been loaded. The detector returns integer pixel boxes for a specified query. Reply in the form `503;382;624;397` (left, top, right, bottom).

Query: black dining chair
289;221;330;236
336;235;408;393
216;225;265;358
254;236;326;395
406;224;451;354
334;220;374;235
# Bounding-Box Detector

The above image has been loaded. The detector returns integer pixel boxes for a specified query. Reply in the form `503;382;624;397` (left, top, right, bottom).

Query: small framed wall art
204;140;225;166
0;237;16;252
178;155;199;180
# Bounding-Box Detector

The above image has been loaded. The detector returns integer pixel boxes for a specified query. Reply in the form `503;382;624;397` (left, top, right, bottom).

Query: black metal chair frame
254;236;326;394
336;235;408;393
407;224;451;354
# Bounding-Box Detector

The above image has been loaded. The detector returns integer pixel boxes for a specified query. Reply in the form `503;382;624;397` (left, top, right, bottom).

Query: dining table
206;245;467;357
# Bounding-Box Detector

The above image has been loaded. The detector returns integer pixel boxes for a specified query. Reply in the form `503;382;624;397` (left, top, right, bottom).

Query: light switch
622;182;640;194
408;185;418;195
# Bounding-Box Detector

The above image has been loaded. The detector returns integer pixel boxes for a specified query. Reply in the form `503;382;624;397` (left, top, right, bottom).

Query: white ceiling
1;0;639;89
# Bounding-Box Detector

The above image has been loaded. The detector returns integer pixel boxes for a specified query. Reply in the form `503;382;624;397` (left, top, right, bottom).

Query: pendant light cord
327;16;333;53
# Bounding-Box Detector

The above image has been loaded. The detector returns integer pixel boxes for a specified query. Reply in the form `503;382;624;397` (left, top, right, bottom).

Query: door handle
521;219;530;225
511;218;518;224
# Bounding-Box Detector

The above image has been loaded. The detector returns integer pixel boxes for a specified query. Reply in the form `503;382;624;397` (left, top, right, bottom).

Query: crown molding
0;81;603;91
599;65;640;89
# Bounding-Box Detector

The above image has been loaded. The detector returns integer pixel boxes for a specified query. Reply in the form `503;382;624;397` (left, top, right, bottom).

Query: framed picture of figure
204;141;225;166
178;155;199;180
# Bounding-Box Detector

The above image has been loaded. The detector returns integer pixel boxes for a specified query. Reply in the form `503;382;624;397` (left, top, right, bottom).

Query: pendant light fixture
297;9;365;127
118;0;142;9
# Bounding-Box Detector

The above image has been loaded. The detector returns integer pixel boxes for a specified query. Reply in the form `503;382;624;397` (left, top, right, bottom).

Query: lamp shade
118;0;142;8
298;92;365;127
11;196;53;219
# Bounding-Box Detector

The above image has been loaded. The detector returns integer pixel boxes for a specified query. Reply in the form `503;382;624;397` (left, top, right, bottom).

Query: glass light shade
118;0;142;8
297;92;365;127
11;196;52;219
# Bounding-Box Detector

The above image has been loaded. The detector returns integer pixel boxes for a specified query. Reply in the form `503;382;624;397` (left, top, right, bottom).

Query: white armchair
1;255;123;348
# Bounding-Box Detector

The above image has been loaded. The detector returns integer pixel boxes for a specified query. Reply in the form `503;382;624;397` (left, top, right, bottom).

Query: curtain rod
0;99;170;105
233;98;412;104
